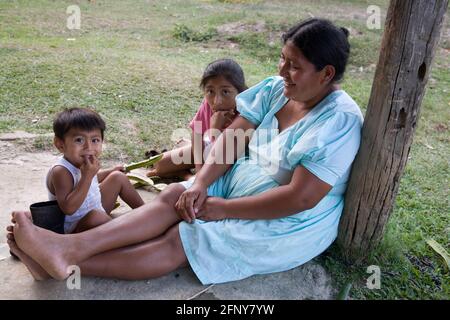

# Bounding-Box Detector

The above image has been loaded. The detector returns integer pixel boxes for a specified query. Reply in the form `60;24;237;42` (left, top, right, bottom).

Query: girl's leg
80;224;188;279
147;145;194;178
12;183;187;280
73;209;112;233
100;171;144;213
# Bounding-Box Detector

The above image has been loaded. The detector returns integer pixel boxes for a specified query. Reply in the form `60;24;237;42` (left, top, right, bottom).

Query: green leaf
426;239;450;270
337;282;352;300
124;154;163;172
126;173;154;186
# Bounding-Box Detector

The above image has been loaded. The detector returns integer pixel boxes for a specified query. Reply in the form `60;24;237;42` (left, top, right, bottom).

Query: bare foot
146;168;158;177
10;211;32;224
13;211;74;280
8;240;50;280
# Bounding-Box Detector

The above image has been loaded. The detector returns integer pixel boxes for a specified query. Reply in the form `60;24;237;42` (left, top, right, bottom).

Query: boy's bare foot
8;240;50;280
12;211;74;280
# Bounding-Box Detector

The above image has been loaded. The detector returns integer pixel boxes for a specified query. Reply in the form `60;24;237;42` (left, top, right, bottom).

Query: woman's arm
195;115;256;187
175;115;256;222
196;166;332;221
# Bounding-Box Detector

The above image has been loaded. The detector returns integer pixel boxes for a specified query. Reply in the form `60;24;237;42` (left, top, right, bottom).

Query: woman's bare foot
8;240;51;280
12;211;74;280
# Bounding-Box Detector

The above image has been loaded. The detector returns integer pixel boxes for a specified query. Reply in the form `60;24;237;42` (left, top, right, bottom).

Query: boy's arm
51;166;93;215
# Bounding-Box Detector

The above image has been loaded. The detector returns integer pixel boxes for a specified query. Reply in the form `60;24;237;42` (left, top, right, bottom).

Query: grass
0;0;448;299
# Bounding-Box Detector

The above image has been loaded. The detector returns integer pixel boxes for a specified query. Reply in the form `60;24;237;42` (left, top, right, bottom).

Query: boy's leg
100;171;144;213
73;209;112;233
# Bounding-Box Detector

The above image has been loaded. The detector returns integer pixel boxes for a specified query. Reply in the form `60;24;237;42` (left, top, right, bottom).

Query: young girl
48;108;144;233
146;58;247;179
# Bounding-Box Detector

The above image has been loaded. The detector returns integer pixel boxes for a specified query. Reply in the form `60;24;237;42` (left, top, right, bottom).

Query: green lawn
0;0;448;299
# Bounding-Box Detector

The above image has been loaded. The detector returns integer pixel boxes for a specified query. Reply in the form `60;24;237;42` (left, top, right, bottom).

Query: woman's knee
157;183;186;204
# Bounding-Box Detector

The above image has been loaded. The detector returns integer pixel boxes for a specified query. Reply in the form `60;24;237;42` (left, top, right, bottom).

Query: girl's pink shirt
189;98;213;136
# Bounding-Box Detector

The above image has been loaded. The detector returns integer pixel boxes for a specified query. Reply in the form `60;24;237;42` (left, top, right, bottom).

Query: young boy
47;107;144;233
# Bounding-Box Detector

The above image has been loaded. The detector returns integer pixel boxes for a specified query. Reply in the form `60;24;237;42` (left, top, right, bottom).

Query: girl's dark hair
200;58;247;93
282;18;350;82
53;107;106;140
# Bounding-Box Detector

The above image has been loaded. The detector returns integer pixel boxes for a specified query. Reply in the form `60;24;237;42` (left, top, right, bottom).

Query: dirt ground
0;133;336;300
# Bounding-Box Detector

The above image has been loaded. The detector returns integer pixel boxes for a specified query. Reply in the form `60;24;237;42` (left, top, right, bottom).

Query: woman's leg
147;145;194;178
80;224;188;279
12;183;187;280
8;224;187;281
100;171;144;213
8;240;50;280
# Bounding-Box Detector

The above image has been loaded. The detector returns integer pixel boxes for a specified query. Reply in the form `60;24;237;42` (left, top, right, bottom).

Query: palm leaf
426;239;450;270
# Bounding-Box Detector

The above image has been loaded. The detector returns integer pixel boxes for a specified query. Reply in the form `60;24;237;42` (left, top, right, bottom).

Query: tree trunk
337;0;448;263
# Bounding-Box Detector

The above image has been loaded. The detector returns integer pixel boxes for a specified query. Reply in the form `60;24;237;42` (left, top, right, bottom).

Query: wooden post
337;0;448;263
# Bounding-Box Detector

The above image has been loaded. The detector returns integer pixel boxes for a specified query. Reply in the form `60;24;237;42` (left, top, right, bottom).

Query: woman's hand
196;197;228;221
175;182;208;223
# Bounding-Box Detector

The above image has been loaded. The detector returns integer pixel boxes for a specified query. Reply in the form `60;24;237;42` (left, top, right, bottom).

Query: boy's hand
80;155;100;180
210;110;235;131
112;164;125;172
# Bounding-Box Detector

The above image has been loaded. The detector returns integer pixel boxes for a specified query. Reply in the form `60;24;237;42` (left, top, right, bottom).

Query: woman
7;18;363;284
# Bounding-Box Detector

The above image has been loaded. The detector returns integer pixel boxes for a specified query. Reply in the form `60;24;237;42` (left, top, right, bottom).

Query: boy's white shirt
46;156;105;233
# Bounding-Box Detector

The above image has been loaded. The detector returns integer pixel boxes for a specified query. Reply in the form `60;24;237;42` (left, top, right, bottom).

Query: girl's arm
191;131;204;174
196;166;332;221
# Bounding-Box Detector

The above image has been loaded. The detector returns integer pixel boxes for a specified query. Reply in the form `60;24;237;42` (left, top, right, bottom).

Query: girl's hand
175;182;208;223
210;110;236;131
196;197;228;221
80;155;100;180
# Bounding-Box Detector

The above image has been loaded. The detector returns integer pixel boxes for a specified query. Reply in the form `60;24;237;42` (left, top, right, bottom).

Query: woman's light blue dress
179;76;364;285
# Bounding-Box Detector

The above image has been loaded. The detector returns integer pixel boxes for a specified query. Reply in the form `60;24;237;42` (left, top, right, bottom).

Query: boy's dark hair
53;108;106;140
282;18;350;82
200;58;248;93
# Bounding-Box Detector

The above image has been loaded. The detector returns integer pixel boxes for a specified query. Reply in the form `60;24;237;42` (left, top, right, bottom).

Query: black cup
29;200;66;234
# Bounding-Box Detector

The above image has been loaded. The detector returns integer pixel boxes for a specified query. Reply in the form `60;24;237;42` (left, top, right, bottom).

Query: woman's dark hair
282;18;350;82
53;107;106;140
200;58;247;93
